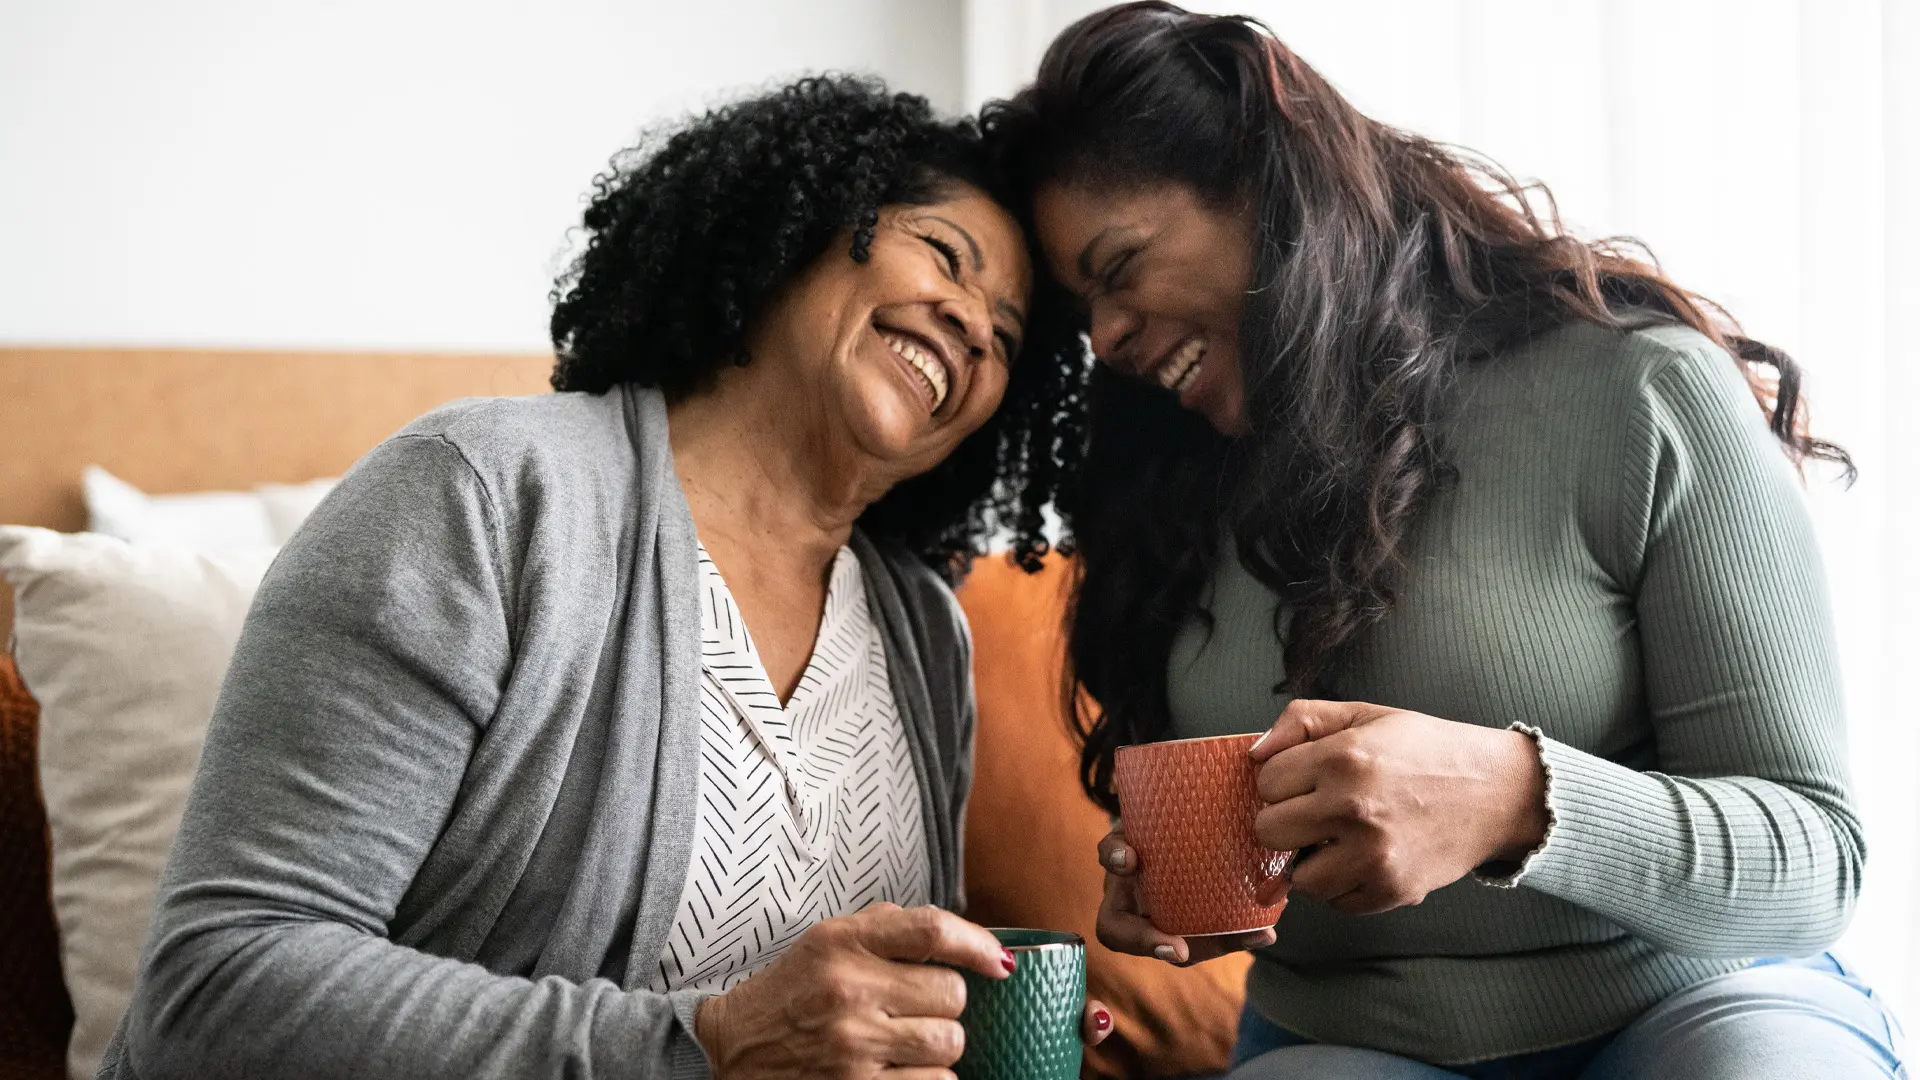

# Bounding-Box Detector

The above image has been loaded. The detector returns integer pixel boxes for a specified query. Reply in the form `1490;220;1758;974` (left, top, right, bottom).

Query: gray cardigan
99;386;977;1080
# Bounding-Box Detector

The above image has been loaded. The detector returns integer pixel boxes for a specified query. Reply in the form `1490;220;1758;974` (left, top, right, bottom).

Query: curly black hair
550;75;1087;577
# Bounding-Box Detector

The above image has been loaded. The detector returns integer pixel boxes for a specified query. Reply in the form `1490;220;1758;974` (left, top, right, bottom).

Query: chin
1197;367;1248;435
1201;404;1245;436
849;390;940;466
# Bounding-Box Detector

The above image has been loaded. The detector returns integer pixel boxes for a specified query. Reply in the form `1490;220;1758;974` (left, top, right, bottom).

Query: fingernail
1000;948;1017;973
1152;944;1178;963
1106;848;1128;870
1249;727;1277;756
1094;1007;1112;1031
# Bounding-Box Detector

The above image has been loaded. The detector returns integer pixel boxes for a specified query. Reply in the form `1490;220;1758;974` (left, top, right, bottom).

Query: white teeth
1156;337;1206;393
884;332;949;412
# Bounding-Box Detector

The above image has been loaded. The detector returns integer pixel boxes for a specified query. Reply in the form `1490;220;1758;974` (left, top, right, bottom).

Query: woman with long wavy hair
985;4;1903;1077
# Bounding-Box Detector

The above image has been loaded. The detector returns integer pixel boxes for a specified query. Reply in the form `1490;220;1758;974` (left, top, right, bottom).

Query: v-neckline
696;543;854;714
696;543;869;851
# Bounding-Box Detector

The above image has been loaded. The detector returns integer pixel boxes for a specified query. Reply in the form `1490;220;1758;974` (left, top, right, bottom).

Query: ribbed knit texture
1163;320;1861;1065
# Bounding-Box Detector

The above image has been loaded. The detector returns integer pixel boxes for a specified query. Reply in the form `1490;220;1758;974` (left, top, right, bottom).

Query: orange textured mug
1113;733;1293;937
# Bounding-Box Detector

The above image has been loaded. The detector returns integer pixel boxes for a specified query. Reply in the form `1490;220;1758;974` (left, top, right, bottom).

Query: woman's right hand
694;903;1011;1080
1094;828;1276;965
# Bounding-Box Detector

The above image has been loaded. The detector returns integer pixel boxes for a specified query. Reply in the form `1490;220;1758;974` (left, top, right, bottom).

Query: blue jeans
1230;954;1907;1079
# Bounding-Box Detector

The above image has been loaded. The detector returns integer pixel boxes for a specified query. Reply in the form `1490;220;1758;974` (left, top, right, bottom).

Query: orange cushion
957;556;1249;1079
0;653;70;1079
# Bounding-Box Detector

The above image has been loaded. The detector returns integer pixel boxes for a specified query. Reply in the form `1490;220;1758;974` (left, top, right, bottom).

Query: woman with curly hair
986;3;1902;1078
100;76;1104;1080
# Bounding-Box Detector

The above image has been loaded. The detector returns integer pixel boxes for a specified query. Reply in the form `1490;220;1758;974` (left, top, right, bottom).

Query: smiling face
1034;181;1255;435
742;182;1031;483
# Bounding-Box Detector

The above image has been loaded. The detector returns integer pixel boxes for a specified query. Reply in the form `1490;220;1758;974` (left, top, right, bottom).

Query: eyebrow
922;214;983;271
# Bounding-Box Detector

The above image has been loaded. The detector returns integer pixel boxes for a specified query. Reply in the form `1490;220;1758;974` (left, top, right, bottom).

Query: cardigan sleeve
1509;337;1865;957
113;434;709;1080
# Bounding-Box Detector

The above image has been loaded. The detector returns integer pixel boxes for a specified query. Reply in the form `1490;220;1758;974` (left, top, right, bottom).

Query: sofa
0;346;1246;1080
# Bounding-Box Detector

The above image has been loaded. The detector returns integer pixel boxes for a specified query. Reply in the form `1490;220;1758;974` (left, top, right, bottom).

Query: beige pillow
0;527;275;1080
81;466;338;551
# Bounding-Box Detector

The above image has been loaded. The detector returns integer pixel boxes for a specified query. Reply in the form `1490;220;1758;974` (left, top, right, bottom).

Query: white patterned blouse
644;544;932;994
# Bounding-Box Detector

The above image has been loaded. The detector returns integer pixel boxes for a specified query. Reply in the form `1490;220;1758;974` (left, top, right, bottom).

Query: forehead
1033;182;1230;279
1037;182;1158;234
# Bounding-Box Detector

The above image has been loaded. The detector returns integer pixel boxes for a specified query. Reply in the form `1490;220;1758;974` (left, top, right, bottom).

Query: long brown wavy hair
982;2;1853;813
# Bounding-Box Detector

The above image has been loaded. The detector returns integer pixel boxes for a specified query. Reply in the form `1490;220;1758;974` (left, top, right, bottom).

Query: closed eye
923;235;963;279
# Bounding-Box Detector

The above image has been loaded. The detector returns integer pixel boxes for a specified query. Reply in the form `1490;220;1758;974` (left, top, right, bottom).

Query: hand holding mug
1094;828;1277;965
1249;699;1550;916
696;904;1111;1080
1098;732;1292;965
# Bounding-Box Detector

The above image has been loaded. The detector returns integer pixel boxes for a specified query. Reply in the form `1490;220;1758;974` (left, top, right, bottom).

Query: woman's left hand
1249;699;1550;915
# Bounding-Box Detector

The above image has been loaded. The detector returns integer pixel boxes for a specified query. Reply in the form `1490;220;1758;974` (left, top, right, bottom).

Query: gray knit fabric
1164;321;1861;1064
97;385;977;1080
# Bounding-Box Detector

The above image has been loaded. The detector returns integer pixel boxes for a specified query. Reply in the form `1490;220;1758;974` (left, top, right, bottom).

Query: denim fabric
1230;953;1906;1080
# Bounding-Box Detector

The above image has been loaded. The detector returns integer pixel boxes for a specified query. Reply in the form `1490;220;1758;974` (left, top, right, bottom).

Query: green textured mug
955;929;1086;1080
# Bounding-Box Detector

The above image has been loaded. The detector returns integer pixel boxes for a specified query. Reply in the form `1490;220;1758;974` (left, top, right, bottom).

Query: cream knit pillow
0;527;275;1080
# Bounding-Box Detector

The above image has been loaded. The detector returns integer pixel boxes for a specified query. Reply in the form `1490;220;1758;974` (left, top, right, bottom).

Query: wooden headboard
0;346;553;641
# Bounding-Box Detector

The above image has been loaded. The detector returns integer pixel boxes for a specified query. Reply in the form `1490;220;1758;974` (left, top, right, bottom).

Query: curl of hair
551;75;1087;577
984;2;1853;814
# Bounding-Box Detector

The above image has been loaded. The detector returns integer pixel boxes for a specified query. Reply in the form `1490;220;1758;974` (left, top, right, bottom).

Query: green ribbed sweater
1164;320;1862;1064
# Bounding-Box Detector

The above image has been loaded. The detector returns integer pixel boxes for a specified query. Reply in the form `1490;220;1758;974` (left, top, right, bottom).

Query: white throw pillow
255;478;338;545
82;467;336;550
0;527;276;1080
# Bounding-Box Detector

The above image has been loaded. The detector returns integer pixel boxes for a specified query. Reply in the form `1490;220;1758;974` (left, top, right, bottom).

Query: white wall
0;0;963;352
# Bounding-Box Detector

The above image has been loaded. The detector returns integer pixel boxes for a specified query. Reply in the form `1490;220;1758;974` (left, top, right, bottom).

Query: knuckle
817;969;860;1010
812;914;854;944
926;1020;966;1063
934;969;968;1015
1333;741;1374;775
1333;791;1372;822
907;905;948;942
825;1017;863;1055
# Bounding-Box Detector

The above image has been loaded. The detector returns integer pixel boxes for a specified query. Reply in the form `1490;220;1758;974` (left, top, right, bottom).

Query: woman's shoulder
1497;313;1719;380
346;387;663;554
394;388;636;470
1499;317;1750;414
1467;317;1768;473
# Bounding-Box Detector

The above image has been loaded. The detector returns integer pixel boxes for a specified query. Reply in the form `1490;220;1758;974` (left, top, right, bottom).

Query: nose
936;292;994;363
1086;298;1141;369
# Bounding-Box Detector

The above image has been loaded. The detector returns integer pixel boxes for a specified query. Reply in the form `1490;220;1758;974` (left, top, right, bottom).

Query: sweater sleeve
1510;338;1864;958
117;434;707;1080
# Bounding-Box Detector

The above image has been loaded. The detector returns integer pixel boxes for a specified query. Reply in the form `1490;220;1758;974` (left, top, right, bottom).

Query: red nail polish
1000;948;1017;973
1094;1008;1112;1031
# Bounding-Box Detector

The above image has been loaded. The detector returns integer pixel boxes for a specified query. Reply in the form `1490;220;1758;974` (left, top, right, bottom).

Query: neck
666;365;889;572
